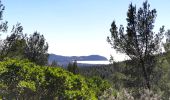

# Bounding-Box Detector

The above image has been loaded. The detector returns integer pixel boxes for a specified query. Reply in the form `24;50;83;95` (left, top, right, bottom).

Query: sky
1;0;170;61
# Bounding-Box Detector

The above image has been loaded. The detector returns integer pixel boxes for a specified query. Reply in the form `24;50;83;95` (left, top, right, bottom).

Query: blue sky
2;0;170;61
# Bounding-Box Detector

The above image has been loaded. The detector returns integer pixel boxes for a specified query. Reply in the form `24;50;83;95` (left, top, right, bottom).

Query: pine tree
67;60;79;74
107;1;164;89
24;32;49;65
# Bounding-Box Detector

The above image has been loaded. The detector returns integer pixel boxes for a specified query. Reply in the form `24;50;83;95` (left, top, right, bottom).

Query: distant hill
48;54;108;66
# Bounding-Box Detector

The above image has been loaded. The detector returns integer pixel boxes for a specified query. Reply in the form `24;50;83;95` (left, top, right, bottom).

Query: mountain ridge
48;54;108;66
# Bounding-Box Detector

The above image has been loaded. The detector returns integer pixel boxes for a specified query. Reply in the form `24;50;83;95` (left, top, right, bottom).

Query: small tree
67;60;79;74
107;1;164;89
24;32;49;66
164;30;170;51
0;23;26;60
0;0;8;60
163;30;170;64
50;60;58;67
0;26;49;66
109;55;114;64
0;0;7;33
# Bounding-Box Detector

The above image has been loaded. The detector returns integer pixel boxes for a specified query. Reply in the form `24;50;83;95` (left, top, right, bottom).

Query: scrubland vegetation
1;0;170;100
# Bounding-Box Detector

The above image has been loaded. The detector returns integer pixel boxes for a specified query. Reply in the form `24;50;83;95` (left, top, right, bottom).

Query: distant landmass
48;54;108;66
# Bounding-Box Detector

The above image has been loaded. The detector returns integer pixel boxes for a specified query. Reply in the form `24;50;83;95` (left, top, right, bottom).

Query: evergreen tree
0;25;49;66
164;30;170;52
0;23;26;60
0;0;8;60
163;30;170;64
24;32;49;65
107;1;164;89
0;0;7;33
67;60;79;74
50;60;58;67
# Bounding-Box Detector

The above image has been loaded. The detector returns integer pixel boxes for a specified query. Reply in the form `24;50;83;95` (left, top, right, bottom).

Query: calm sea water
77;61;110;65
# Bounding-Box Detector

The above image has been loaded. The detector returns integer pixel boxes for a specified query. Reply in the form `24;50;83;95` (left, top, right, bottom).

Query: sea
77;61;110;65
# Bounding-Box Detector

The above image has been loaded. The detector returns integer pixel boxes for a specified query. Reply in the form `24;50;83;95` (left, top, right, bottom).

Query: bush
0;58;113;99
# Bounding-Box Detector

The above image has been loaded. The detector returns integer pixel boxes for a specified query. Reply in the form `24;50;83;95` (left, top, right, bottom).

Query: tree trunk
140;59;150;89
